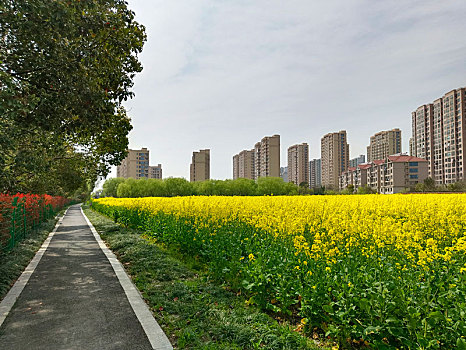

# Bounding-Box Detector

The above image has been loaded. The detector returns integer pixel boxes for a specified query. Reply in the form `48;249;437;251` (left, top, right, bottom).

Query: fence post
22;202;26;239
10;207;15;250
10;197;18;250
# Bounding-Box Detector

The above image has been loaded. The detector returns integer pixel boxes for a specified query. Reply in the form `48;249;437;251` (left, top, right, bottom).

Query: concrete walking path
0;205;172;350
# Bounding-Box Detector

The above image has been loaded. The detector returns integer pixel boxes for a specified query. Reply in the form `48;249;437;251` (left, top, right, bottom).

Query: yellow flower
93;192;466;339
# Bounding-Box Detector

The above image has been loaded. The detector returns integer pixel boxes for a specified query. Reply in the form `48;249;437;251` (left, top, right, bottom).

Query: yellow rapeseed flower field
92;194;466;348
95;194;465;267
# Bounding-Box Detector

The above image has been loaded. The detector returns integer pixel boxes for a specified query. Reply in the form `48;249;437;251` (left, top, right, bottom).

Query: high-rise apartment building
253;142;261;180
432;98;444;183
117;148;150;179
349;155;366;168
287;143;309;185
366;129;402;162
190;149;210;182
149;164;163;179
117;148;163;180
413;106;433;166
309;158;322;188
411;87;466;184
233;150;255;179
236;135;280;180
233;154;239;180
239;150;255;179
409;137;415;156
258;135;280;178
321;131;349;189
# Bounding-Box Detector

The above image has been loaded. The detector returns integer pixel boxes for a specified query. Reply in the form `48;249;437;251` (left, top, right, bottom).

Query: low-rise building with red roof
339;154;428;193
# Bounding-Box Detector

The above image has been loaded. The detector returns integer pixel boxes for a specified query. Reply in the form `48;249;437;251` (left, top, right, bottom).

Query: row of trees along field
100;177;355;197
0;0;145;199
101;176;466;198
101;177;313;197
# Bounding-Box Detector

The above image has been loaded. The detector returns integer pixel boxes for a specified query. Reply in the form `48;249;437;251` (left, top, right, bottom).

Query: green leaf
322;304;333;314
457;338;466;350
428;311;444;321
364;326;380;335
359;298;370;312
385;317;399;323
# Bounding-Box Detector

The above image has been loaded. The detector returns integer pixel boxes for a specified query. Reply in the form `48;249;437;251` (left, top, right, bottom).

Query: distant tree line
99;176;465;198
410;177;465;193
100;177;330;198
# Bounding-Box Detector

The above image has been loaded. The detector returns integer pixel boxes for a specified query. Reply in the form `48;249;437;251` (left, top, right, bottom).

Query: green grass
84;206;329;350
0;215;60;301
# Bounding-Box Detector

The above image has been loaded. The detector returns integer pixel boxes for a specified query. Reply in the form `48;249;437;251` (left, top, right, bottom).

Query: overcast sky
115;0;466;180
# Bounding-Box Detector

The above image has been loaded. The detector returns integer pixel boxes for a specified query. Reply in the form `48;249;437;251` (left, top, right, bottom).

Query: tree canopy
100;177;304;198
0;0;146;196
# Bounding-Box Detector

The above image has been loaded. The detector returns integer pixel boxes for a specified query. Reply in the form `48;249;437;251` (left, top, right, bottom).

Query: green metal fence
0;195;64;253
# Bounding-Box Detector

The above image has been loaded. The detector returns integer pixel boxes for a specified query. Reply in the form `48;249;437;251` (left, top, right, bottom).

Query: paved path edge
0;208;69;327
81;207;173;350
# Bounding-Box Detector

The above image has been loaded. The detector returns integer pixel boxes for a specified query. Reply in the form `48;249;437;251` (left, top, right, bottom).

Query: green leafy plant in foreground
84;207;324;350
91;196;466;349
